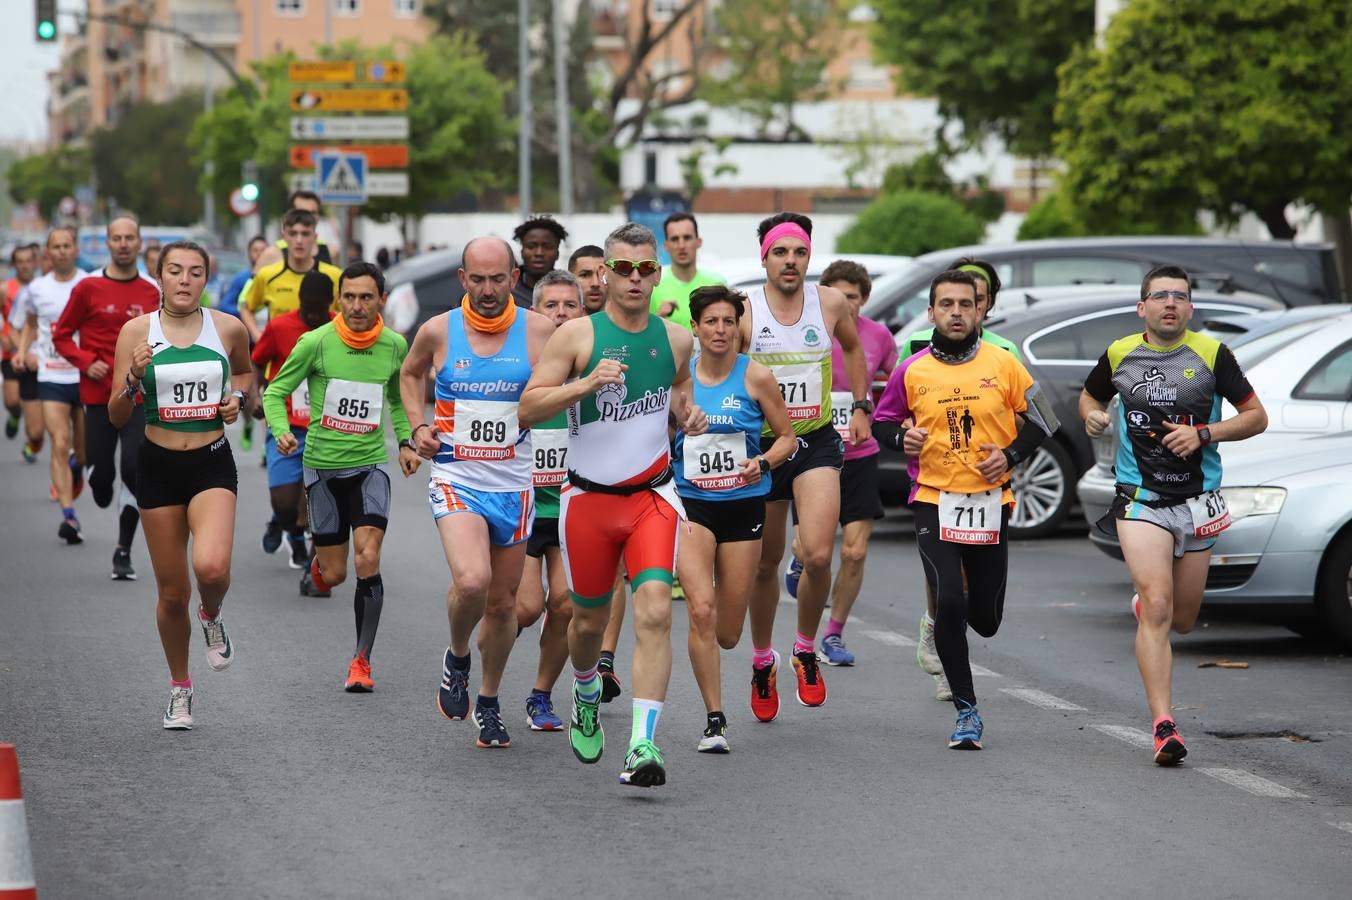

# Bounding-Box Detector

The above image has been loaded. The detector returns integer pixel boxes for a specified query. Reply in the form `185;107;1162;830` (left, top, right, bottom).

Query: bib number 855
337;397;371;418
172;381;209;404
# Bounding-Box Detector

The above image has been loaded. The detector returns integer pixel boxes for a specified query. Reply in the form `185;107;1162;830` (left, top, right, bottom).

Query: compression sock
825;618;845;639
793;630;815;655
752;645;775;668
631;699;663;749
171;678;192;689
574;666;602;704
61;506;77;521
118;503;139;551
354;574;384;659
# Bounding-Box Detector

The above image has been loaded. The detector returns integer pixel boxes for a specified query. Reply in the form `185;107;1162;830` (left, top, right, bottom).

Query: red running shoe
1153;716;1187;766
750;650;780;722
792;650;827;707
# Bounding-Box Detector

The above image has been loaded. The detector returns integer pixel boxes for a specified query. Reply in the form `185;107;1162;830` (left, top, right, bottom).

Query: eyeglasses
605;258;660;278
1144;290;1191;304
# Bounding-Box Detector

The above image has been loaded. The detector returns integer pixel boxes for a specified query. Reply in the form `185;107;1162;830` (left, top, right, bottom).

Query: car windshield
1231;319;1328;369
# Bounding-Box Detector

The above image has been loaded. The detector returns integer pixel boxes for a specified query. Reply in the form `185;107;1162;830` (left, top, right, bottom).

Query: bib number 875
172;381;208;404
337;397;371;418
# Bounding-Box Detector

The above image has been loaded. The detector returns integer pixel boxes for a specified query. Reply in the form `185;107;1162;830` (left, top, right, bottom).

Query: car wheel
1007;440;1075;540
1316;530;1352;652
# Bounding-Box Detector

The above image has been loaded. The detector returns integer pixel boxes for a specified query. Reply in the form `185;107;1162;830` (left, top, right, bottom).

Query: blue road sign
315;151;368;205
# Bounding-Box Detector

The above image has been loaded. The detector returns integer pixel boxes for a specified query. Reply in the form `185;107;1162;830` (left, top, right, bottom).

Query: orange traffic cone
0;744;36;899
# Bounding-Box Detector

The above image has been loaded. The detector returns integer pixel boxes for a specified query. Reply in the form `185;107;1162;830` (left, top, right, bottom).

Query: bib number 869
172;381;208;404
337;397;371;418
470;420;508;443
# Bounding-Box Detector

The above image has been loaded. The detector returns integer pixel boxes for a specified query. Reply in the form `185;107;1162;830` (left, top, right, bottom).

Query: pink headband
760;222;811;259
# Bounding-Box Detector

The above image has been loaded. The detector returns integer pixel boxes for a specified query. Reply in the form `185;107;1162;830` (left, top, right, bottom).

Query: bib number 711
938;489;1002;544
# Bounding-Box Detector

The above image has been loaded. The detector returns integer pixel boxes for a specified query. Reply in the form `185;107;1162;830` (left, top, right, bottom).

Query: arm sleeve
262;330;312;436
871;362;911;452
51;285;96;372
1213;343;1255;406
1083;353;1115;402
385;336;412;442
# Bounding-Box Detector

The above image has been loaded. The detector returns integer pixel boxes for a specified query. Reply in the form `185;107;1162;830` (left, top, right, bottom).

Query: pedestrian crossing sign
315;151;368;205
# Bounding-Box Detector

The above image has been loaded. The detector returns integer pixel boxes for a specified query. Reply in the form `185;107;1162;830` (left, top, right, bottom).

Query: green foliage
1017;190;1087;241
881;152;1005;225
91;94;205;225
1054;0;1352;239
1017;187;1201;240
837;190;985;257
871;0;1095;158
6;145;90;221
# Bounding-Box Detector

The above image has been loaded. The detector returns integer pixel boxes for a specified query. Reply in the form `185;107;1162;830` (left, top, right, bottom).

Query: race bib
38;335;75;374
289;382;311;424
773;363;824;421
452;399;519;461
1187;489;1231;539
938;489;1002;544
682;431;748;491
155;360;224;422
532;428;569;486
320;379;383;434
830;390;853;440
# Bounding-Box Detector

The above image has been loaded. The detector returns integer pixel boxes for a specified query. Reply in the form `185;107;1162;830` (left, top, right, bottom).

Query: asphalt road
3;428;1351;899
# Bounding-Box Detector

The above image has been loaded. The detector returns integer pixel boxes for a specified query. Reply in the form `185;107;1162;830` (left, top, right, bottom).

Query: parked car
1078;308;1352;540
880;287;1285;538
860;237;1342;334
382;246;464;337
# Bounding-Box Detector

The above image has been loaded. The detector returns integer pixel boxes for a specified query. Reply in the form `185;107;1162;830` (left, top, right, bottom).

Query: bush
1017;190;1087;240
836;190;985;256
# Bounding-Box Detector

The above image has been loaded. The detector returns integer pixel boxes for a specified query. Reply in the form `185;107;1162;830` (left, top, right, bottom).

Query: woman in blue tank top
673;285;795;753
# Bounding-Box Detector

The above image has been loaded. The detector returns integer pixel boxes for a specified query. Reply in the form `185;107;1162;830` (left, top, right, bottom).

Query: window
393;0;418;15
1027;311;1141;362
275;0;304;14
335;0;359;14
1030;257;1144;287
1295;341;1352;402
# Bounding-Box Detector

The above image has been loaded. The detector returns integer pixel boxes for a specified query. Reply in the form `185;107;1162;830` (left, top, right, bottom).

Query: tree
6;145;90;221
91;94;205;225
881;152;1006;225
1055;0;1352;242
836;191;985;257
870;0;1095;158
1017;186;1201;240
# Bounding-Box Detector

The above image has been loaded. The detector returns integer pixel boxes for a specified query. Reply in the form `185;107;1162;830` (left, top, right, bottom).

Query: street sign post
289;171;409;197
288;61;406;84
228;188;258;217
290;144;409;169
314;152;368;205
289;117;410;140
290;89;408;112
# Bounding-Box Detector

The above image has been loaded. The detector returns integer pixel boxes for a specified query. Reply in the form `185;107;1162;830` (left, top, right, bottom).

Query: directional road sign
290;144;409;169
315;151;368;205
290;89;408;112
289;171;408;198
290;117;409;140
288;61;406;84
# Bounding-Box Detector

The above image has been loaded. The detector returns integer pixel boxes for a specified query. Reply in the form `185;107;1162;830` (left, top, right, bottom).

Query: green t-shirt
904;326;1021;361
262;322;412;470
649;268;724;329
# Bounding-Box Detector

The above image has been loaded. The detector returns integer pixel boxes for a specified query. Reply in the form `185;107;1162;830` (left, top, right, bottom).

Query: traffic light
35;0;57;42
240;160;260;203
240;182;260;203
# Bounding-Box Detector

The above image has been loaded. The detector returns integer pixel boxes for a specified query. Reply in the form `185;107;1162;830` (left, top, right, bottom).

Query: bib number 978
172;381;209;405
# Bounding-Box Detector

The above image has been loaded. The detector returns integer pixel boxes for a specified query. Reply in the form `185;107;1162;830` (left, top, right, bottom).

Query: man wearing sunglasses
520;222;708;789
1079;263;1267;767
739;212;873;720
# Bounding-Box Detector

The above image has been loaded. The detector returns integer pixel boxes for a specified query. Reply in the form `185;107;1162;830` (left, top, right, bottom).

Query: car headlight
1219;486;1286;521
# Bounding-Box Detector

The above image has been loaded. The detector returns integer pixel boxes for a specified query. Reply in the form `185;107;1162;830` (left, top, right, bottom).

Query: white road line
1091;724;1155;750
1198;768;1309;799
970;663;1002;679
861;629;916;648
999;688;1086;711
1329;822;1352;835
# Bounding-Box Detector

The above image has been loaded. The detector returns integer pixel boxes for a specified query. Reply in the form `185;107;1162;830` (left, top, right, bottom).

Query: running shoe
474;703;512;748
239;430;253;451
287;537;308;570
261;517;283;554
344;655;374;692
111;549;136;581
1153;717;1188;766
162;686;194;730
792;649;827;707
916;614;943;675
69;454;83;500
697;713;729;754
784;554;803;599
671;575;685;602
934;671;953;702
199;608;234;671
949;700;983;750
58;516;83;545
526;692;563;731
569;686;604;764
750;650;780;723
620;739;666;787
5;413;18;439
298;567;331;598
21;442;37;463
437;649;470;720
598;659;622;704
1132;593;1141;622
817;633;855;667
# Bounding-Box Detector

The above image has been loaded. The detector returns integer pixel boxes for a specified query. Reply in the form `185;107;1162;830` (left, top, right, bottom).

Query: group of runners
2;204;1268;783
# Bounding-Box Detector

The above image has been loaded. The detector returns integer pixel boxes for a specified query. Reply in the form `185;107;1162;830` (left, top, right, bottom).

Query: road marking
970;663;1002;678
1198;768;1308;799
1329;822;1352;835
1092;724;1155;750
1000;688;1085;711
861;630;915;648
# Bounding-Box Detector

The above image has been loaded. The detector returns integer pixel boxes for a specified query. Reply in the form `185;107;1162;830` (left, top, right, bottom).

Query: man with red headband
739;212;872;720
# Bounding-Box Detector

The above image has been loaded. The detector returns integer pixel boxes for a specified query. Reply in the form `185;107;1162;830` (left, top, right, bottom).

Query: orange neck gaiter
334;313;384;349
461;294;517;334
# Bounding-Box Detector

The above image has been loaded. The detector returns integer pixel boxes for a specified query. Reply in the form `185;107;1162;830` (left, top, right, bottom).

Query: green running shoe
620;739;666;787
569;688;604;764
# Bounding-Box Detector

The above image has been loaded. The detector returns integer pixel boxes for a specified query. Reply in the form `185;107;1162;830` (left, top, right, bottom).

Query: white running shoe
162;686;194;730
916;614;943;675
934;672;953;702
199;608;234;671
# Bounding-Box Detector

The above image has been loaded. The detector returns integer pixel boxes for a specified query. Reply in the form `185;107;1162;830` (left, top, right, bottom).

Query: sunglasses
1144;290;1191;304
605;258;660;278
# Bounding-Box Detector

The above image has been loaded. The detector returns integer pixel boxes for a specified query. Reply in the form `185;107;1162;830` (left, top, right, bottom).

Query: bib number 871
337;397;371;418
172;381;209;404
779;381;807;404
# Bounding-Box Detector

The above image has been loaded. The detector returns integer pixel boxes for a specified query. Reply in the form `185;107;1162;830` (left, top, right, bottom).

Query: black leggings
84;404;145;549
913;501;1010;708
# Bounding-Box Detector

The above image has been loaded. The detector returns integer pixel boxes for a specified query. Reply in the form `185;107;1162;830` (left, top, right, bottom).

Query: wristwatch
757;455;771;475
398;438;415;451
1196;426;1212;446
230;390;246;404
1003;447;1024;469
850;398;874;415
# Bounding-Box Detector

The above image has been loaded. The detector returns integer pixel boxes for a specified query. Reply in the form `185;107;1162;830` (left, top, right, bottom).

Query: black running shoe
599;664;622;704
5;413;18;440
111;549;136;581
58;517;83;545
261;518;283;554
287;537;308;570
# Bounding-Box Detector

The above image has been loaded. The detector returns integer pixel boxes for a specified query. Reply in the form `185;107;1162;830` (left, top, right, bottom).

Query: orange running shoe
750;650;780;722
1153;716;1187;766
792;650;827;707
344;655;374;693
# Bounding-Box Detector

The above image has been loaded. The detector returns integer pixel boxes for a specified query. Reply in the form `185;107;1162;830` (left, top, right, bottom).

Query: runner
3;243;43;461
51;215;161;579
218;235;269;318
674;285;795;752
650;213;724;328
401;236;554;749
263;262;416;692
107;240;251;729
511;216;568;308
873;270;1057;749
240;209;342;344
142;242;162;278
568;245;607;314
519;221;707;787
740;213;872;720
11;227;90;543
783;260;898;667
253;190;337;270
1079;264;1266;765
515;270;586;732
251;271;334;570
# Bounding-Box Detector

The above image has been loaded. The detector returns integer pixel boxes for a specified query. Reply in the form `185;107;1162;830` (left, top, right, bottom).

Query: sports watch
850;398;874;415
1196;426;1212;446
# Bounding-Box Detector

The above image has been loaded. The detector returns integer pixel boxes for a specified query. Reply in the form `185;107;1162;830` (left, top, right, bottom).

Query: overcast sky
1;4;65;144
